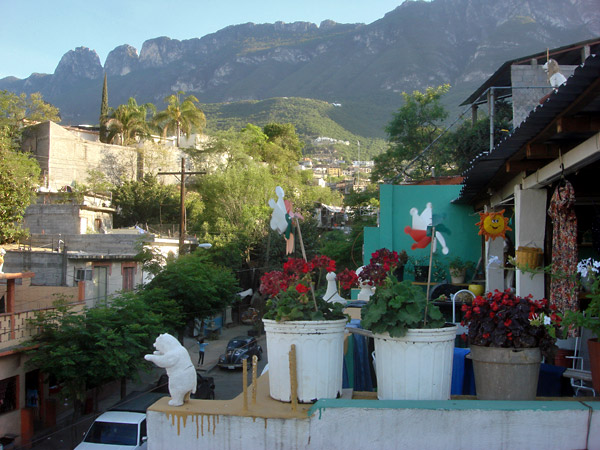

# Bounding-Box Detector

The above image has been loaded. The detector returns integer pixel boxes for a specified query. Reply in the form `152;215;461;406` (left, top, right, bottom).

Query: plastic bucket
373;325;457;400
263;318;347;403
469;345;541;400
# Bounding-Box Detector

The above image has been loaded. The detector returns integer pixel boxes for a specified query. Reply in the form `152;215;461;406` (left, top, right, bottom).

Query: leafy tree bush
0;90;59;242
26;293;179;412
373;85;450;182
144;251;239;338
111;174;203;229
443;99;513;173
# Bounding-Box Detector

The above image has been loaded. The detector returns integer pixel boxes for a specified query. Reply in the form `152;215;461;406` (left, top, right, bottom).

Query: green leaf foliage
145;251;239;330
111;174;204;229
361;277;445;338
263;290;347;322
26;293;174;403
373;85;450;182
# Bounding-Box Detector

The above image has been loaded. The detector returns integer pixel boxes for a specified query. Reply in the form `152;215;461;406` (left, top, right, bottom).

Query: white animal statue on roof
145;333;196;406
543;59;567;89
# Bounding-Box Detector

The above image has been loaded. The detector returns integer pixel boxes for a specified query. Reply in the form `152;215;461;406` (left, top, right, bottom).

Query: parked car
218;335;262;369
153;372;215;400
74;392;166;449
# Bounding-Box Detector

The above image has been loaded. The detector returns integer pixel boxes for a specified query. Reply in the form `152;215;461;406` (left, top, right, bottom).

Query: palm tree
154;91;206;147
106;98;155;146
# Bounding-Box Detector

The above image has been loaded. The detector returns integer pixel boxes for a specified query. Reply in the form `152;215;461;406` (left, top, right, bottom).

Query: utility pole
357;140;360;188
157;158;205;255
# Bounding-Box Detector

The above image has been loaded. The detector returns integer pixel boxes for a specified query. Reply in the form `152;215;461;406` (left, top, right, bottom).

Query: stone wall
21;121;185;189
24;204;82;235
511;61;577;128
4;251;65;286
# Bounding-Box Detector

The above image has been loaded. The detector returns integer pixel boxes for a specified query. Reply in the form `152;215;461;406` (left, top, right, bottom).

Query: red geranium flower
461;289;561;359
295;283;309;294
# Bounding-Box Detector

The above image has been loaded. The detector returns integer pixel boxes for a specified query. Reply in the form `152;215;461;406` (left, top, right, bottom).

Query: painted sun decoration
475;209;512;241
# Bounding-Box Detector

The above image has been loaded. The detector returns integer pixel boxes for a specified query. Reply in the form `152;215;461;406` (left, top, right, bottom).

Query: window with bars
0;376;17;414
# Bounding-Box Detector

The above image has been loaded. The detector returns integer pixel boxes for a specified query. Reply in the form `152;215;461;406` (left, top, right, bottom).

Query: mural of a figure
404;203;449;254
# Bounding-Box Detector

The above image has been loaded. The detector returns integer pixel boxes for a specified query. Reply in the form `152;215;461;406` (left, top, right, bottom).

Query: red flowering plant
461;289;562;358
260;255;348;322
337;268;359;297
358;248;404;287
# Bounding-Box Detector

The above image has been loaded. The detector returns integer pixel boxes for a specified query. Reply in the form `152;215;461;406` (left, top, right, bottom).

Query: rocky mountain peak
53;46;102;80
105;45;140;76
139;37;183;68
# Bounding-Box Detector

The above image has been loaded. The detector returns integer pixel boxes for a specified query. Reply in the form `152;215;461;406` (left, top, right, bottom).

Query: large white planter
373;325;457;400
263;318;347;403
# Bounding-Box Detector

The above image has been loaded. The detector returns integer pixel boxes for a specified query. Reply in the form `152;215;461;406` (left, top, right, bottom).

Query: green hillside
202;97;388;161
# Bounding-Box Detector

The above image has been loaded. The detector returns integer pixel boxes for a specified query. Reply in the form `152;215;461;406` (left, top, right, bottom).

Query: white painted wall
147;400;600;450
514;186;547;298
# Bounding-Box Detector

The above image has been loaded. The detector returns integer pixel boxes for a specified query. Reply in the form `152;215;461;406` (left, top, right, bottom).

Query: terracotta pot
588;338;600;393
554;348;574;368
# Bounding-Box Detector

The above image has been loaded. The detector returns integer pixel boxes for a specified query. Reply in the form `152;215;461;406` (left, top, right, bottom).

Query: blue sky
0;0;409;79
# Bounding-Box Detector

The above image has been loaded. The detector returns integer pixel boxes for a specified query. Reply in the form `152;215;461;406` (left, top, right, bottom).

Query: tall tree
26;293;181;411
372;85;450;182
99;74;109;143
144;252;239;340
106;97;155;146
443;99;513;173
111;174;203;229
0;91;59;242
154;91;206;147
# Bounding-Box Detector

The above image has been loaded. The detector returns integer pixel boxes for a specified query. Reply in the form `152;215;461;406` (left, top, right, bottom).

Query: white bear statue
145;333;197;406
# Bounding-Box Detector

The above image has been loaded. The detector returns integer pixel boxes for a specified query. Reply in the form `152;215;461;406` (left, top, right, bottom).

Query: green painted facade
363;184;481;281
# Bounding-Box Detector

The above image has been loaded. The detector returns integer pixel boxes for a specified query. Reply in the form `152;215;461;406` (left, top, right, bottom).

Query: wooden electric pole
157;158;205;255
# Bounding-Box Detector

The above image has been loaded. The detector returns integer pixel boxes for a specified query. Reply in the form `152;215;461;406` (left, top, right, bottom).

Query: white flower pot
263;318;347;403
373;325;457;400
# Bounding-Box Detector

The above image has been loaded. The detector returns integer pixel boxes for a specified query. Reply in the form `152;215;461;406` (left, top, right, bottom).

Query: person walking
197;338;208;366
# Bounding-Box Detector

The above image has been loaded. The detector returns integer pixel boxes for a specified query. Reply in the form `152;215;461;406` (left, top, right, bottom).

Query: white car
75;392;164;449
74;410;147;449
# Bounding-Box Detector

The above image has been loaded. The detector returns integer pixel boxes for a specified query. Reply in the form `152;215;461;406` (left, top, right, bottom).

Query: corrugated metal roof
461;37;600;106
455;53;600;205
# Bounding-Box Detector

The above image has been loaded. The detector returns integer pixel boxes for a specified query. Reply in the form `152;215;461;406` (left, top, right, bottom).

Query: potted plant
260;255;350;403
359;249;457;400
562;273;600;393
448;256;475;284
461;289;561;400
356;248;403;300
576;258;600;292
407;255;429;282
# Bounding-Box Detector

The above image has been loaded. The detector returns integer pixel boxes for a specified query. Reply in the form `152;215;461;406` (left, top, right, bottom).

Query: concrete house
4;121;194;307
0;272;84;448
455;41;600;396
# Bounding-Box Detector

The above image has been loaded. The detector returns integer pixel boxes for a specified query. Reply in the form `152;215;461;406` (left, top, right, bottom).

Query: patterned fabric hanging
591;204;600;255
547;180;578;335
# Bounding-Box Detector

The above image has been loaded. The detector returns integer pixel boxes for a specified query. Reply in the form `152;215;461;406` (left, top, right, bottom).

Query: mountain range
1;0;598;153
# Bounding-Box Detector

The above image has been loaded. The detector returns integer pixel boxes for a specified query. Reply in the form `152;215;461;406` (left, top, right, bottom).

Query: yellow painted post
242;358;248;412
252;355;258;405
289;344;298;412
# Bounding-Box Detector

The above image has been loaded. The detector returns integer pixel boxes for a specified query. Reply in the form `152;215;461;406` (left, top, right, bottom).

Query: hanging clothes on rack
547;179;578;336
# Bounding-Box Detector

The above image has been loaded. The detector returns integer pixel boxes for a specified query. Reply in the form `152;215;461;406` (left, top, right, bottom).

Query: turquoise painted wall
363;184;481;281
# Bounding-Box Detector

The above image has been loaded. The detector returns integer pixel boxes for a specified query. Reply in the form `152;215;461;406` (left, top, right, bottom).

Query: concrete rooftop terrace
146;373;600;450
